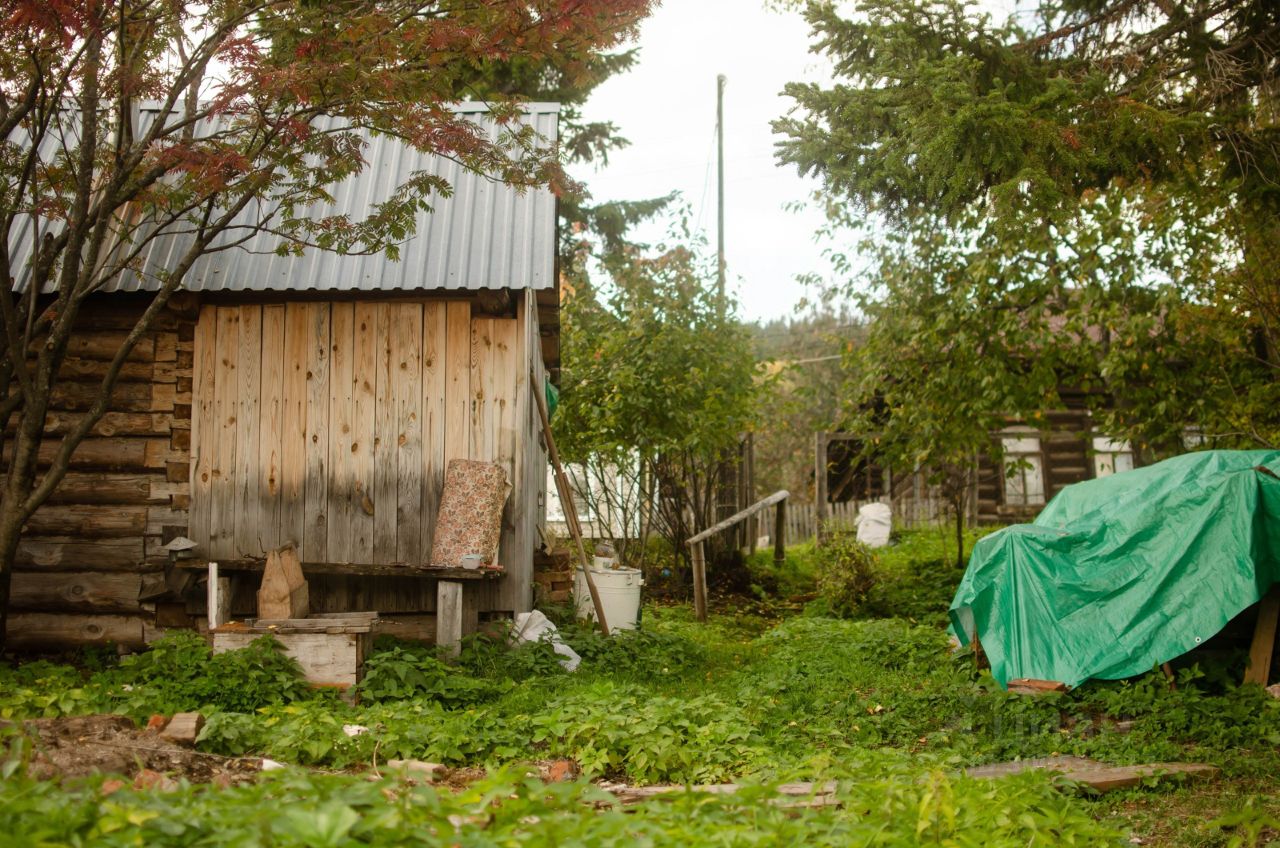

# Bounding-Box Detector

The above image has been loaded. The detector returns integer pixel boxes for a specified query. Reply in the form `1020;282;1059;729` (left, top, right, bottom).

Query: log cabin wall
8;296;196;650
189;294;541;619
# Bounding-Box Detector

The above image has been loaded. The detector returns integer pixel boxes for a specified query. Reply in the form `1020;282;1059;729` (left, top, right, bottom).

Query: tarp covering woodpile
950;450;1280;689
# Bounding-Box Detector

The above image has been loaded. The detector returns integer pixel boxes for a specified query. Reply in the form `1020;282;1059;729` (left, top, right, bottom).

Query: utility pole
716;73;726;312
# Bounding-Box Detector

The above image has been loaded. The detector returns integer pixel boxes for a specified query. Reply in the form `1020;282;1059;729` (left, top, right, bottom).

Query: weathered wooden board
280;303;309;549
233;304;263;557
350;303;377;562
303;302;330;561
208;307;240;559
211;629;370;688
258;304;286;546
327;302;356;564
372;303;398;563
965;756;1219;793
469;317;495;463
444;301;471;465
392;303;424;564
189;306;217;547
420;302;447;560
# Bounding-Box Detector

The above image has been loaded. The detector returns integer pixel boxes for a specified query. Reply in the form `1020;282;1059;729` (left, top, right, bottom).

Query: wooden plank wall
191;298;538;615
8;299;195;649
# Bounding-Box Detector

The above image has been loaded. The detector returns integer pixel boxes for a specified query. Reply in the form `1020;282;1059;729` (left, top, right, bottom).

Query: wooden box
210;612;376;689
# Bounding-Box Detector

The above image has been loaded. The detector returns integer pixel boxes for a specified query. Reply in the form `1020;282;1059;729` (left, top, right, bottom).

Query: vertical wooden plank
189;307;217;550
444;301;471;465
233;305;263;558
493;297;530;613
303;303;330;563
208;308;240;559
351;302;378;563
420;303;447;562
469;317;495;462
1245;587;1280;686
280;304;309;549
393;303;424;564
436;579;463;657
327;302;355;563
774;499;787;566
258;304;286;550
372;304;398;562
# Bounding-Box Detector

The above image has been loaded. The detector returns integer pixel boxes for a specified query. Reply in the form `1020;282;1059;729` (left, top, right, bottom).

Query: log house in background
8;104;561;650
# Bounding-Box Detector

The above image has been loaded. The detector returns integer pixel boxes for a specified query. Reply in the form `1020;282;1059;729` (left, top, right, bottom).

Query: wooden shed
8;104;562;650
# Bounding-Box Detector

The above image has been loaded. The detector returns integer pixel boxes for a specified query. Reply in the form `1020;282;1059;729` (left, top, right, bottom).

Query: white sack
855;502;892;548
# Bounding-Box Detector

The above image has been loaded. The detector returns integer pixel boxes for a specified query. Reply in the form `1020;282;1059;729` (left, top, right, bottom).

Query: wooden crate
210;613;376;688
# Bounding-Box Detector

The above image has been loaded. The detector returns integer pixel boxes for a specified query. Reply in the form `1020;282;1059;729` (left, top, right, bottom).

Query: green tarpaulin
950;450;1280;689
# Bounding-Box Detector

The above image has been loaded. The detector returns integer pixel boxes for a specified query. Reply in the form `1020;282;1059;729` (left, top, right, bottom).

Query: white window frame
1000;427;1045;507
1091;436;1135;478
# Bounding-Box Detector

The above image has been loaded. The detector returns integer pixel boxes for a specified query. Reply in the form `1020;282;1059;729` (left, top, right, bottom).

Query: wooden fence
776;497;947;544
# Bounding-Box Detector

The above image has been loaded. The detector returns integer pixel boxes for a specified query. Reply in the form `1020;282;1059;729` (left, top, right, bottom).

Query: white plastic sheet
510;610;581;671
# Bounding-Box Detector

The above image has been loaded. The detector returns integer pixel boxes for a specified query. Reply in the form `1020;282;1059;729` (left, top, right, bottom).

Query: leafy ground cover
2;529;1279;845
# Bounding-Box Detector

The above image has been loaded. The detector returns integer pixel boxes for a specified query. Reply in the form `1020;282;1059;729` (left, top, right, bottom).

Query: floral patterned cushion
429;459;510;569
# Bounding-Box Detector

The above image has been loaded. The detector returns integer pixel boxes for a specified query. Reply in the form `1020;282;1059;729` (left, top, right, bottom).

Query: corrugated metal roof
11;102;559;294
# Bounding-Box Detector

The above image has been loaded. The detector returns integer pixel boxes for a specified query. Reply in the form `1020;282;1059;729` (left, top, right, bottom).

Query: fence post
692;541;708;623
774;500;786;566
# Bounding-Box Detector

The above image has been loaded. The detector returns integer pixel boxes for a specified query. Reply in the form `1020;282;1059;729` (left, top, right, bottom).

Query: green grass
2;527;1279;845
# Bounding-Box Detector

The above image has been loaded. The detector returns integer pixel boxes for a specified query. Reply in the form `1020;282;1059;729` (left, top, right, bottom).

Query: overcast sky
579;1;835;325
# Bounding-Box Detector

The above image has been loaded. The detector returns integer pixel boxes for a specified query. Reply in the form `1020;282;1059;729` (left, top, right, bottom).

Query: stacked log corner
7;297;195;650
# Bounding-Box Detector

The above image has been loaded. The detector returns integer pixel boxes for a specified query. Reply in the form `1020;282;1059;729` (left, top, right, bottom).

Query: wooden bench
178;558;503;658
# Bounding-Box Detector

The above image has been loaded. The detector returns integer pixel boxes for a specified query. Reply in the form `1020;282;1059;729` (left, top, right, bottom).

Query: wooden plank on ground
372;303;398;563
351;302;378;563
208;307;239;558
303;303;330;562
189;306;217;549
233;304;263;558
280;303;309;550
1007;678;1068;695
965;756;1219;793
1245;586;1280;686
420;302;447;561
257;304;287;550
392;303;424;564
327;303;355;563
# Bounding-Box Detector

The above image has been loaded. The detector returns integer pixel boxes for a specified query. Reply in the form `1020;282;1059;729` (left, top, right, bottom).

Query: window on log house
1092;436;1135;478
1000;429;1045;507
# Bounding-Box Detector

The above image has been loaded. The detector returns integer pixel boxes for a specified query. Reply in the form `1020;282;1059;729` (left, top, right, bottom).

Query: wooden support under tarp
685;490;789;623
1244;585;1280;686
531;369;610;636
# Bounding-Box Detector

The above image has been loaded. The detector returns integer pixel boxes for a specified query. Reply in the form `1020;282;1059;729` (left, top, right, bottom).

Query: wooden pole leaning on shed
686;490;789;623
530;370;610;636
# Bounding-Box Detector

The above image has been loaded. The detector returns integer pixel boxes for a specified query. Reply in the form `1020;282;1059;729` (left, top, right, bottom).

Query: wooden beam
1245;586;1280;686
815;433;828;545
686;490;789;545
176;558;501;581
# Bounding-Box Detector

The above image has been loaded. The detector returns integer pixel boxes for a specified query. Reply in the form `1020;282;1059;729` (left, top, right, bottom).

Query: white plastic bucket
574;566;644;630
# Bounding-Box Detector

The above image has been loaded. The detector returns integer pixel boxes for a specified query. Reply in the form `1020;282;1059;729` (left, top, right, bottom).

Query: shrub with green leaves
112;631;314;715
814;529;878;617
